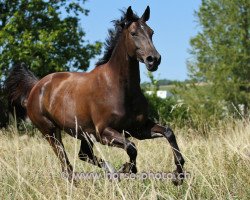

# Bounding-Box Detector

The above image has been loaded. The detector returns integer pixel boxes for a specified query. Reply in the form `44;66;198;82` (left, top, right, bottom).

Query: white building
145;90;172;99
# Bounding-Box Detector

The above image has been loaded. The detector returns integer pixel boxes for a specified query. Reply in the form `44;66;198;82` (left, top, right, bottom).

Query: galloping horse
6;6;185;185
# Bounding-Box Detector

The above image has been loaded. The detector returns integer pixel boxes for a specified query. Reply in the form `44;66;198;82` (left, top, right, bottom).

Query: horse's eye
130;32;137;36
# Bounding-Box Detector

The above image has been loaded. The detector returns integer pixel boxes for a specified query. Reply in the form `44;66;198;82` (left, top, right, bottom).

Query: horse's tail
5;63;39;120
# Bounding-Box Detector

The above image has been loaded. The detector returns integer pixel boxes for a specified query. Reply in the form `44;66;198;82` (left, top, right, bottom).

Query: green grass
0;121;250;199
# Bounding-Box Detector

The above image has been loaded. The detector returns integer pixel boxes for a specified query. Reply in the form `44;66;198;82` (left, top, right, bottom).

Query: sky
80;0;201;82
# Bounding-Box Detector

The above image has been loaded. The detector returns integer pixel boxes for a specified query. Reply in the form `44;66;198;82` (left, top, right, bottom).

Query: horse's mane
95;10;139;66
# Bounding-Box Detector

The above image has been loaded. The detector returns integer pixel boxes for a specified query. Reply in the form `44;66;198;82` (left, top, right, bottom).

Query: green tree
188;0;250;113
0;0;102;78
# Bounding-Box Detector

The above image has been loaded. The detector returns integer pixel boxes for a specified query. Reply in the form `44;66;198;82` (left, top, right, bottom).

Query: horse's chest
108;95;148;129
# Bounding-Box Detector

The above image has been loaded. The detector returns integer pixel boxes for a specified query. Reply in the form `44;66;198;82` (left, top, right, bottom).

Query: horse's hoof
171;170;184;186
62;171;80;186
71;178;80;187
118;162;137;173
131;164;137;173
100;161;116;173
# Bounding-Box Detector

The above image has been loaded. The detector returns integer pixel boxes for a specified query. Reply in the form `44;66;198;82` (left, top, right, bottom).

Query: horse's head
124;6;161;72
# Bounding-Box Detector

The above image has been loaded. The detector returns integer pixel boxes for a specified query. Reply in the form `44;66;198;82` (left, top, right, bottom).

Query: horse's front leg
78;137;116;173
135;120;185;185
100;127;138;173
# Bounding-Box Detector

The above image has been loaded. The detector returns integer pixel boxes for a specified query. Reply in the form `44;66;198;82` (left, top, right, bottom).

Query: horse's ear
141;6;150;22
126;6;134;21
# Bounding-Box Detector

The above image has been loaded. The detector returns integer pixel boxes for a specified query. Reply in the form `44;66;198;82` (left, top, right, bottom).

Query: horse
6;6;185;185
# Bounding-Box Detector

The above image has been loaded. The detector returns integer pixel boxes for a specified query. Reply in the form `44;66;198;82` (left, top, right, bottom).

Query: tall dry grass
0;120;250;199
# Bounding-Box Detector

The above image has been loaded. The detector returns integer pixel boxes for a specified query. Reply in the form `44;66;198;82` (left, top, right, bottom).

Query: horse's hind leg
100;127;137;173
32;117;73;179
44;129;73;174
78;138;115;173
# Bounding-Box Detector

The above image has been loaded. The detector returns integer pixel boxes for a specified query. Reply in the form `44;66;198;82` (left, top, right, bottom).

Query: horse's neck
106;37;141;92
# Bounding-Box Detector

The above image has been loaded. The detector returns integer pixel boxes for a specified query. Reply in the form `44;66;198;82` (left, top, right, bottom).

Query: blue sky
81;0;201;82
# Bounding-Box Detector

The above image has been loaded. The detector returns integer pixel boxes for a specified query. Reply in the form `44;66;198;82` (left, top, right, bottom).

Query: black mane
96;10;139;66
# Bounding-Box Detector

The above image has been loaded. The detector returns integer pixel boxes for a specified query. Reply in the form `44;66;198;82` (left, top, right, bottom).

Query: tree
188;0;250;112
0;0;102;78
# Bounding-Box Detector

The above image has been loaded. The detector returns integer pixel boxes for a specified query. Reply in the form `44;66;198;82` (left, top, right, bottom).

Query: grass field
0;120;250;200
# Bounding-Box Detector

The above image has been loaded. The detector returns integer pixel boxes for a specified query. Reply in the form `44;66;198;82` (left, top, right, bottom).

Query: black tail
5;63;38;120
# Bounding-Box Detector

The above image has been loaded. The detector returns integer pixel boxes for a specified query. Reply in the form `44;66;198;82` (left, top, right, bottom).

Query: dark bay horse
6;6;185;185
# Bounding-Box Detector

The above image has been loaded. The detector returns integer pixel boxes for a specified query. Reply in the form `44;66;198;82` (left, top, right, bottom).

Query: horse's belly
106;110;147;131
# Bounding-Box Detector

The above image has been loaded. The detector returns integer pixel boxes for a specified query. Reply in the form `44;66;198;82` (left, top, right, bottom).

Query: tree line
0;0;101;78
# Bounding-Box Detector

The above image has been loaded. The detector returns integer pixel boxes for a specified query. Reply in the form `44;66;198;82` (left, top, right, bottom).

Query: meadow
0;120;249;200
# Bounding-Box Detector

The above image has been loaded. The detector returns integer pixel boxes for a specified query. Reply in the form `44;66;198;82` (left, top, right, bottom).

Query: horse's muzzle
145;55;161;72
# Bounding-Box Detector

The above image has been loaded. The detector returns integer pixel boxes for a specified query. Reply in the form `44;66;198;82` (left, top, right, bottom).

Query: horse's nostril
146;56;154;63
